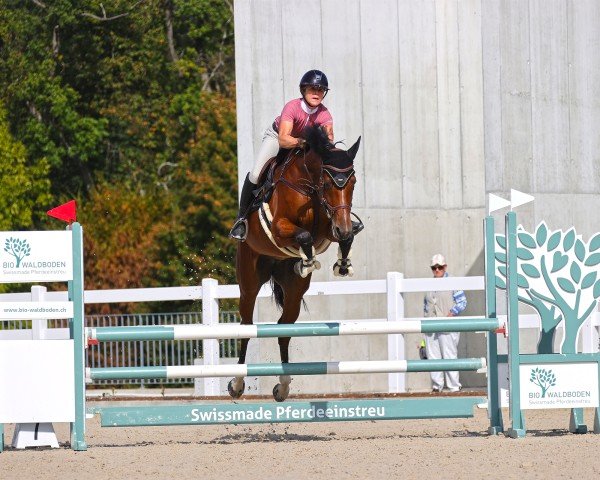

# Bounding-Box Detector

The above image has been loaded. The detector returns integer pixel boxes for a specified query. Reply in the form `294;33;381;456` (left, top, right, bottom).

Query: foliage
0;107;52;231
170;89;239;286
0;1;238;300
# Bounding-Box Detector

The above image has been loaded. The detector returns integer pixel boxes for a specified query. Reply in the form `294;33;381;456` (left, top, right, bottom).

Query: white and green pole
87;317;501;343
87;357;488;381
506;211;525;438
484;215;503;434
69;222;87;451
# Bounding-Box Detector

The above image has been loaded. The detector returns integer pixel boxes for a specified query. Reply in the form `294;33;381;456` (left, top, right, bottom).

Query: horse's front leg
273;336;292;402
228;338;249;399
273;219;321;278
333;235;354;277
271;264;312;402
228;244;267;399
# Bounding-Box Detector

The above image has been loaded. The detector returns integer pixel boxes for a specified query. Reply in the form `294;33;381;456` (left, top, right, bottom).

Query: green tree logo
495;223;600;354
4;237;31;268
529;368;556;398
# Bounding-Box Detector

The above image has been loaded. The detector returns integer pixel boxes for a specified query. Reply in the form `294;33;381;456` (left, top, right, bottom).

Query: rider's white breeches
249;126;280;184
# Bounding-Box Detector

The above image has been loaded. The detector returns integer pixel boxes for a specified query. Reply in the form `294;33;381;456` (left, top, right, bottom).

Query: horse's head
305;127;361;241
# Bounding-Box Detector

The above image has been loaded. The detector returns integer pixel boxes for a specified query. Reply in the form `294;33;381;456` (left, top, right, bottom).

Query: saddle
246;147;293;214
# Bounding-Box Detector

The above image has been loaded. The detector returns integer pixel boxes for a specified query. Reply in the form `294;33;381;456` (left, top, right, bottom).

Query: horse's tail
271;278;284;309
270;276;308;312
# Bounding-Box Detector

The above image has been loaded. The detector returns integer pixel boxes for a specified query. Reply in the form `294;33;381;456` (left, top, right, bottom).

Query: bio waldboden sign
1;231;73;283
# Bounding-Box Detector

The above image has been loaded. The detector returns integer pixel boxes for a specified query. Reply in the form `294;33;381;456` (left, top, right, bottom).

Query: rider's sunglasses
431;265;445;271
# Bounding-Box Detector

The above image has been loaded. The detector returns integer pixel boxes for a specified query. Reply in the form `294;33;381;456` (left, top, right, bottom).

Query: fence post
387;271;405;392
202;278;220;396
581;310;599;353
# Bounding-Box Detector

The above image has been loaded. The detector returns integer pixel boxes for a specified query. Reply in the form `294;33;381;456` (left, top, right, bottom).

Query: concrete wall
233;0;600;393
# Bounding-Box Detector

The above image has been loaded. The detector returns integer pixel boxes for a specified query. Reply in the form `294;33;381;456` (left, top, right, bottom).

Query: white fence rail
1;273;598;394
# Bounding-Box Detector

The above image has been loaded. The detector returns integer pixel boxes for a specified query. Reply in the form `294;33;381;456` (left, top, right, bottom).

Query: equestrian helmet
299;70;329;92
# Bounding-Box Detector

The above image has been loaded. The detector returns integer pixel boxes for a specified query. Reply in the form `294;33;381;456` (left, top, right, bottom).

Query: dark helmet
299;70;329;93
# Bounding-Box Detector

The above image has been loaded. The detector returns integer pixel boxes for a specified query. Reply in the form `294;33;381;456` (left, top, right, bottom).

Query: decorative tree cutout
529;368;556;398
495;222;600;354
4;237;31;268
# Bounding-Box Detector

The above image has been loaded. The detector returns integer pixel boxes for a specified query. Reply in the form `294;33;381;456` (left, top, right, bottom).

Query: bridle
273;149;354;221
319;164;355;220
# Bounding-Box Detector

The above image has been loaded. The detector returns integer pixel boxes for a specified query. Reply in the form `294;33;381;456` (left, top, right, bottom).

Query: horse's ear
346;136;361;161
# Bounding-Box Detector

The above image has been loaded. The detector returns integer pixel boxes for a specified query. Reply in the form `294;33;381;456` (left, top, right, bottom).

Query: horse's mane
304;126;335;157
304;126;353;169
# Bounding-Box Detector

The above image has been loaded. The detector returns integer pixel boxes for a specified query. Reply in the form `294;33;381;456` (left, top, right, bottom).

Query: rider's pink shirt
274;98;333;137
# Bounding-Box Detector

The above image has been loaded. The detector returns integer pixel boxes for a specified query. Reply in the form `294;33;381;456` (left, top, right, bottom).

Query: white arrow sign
488;193;511;214
510;189;535;209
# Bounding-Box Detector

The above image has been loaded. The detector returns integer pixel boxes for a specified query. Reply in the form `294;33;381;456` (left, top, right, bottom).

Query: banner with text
0;302;74;320
0;231;73;283
520;363;599;409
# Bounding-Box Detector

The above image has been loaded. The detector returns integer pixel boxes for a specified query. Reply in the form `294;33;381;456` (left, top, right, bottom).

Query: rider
229;69;334;241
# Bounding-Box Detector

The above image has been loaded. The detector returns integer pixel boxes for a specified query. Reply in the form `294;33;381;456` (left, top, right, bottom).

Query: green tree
0;0;234;195
159;87;237;285
1;0;238;294
80;179;186;313
0;106;52;230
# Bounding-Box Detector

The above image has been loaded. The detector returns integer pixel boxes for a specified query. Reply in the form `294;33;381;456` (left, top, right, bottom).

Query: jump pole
87;357;487;381
87;317;501;343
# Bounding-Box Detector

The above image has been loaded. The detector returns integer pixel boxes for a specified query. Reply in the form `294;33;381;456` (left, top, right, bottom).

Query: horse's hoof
333;260;352;277
273;383;290;402
294;261;311;278
333;265;345;277
228;378;245;399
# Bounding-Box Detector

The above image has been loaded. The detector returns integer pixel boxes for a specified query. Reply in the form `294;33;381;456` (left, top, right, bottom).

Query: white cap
430;254;446;267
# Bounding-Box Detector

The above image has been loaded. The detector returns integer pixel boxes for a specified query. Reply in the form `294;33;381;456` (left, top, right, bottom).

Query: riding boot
351;220;364;236
229;174;257;241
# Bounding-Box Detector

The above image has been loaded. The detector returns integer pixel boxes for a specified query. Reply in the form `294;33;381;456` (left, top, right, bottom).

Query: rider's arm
278;120;304;149
322;123;334;142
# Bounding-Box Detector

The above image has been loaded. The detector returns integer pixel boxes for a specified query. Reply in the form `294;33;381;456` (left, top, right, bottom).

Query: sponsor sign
0;302;74;320
95;398;484;427
520;363;599;409
0;231;73;283
498;363;510;408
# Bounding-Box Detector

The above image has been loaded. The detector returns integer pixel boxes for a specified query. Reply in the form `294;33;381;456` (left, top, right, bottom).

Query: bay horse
229;126;361;402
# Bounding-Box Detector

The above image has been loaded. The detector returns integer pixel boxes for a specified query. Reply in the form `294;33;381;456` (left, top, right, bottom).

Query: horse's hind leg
272;263;312;402
228;244;270;399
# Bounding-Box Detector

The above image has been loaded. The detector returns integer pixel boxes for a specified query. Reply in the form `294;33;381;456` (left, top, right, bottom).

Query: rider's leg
230;127;279;241
249;126;280;184
229;173;257;240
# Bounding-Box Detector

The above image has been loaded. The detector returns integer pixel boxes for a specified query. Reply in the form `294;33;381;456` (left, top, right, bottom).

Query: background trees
0;0;238;308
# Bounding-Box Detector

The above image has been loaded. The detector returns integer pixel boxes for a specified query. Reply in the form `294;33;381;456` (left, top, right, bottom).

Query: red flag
47;200;77;223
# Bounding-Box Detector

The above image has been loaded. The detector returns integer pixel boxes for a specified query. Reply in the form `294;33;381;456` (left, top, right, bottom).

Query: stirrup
229;218;248;241
351;220;364;236
351;212;364;236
